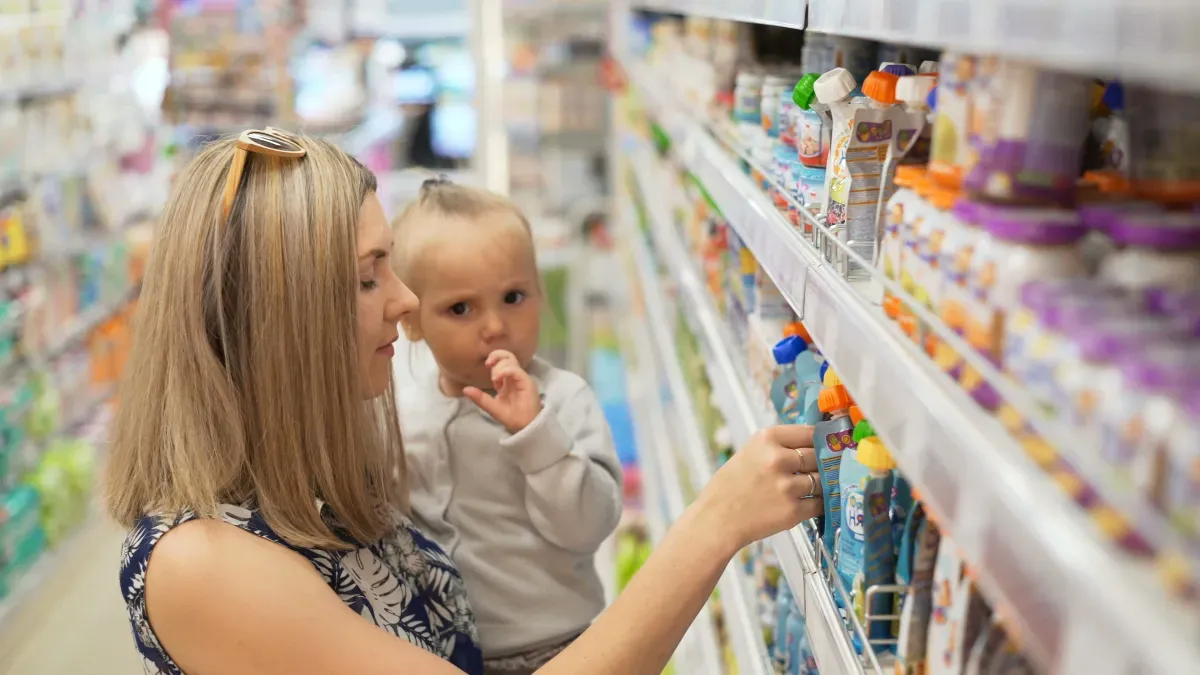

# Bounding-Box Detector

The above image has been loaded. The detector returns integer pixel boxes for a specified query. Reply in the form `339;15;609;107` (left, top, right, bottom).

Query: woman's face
357;193;418;398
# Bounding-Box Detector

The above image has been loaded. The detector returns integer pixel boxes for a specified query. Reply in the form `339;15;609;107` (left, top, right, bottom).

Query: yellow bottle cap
857;437;896;471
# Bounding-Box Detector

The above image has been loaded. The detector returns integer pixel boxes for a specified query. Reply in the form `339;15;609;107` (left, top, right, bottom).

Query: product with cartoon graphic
962;58;1092;207
929;52;977;190
813;367;857;556
895;509;940;675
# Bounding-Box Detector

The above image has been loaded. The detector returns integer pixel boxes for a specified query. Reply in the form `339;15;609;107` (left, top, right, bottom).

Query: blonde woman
106;129;824;675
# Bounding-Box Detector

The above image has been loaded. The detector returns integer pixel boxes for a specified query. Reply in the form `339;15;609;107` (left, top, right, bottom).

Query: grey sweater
399;356;623;656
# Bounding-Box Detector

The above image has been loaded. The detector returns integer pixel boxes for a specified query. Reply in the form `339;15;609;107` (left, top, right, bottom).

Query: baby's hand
463;350;542;433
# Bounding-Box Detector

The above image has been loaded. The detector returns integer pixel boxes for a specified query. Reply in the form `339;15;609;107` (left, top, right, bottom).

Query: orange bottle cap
862;71;899;105
1083;170;1131;195
818;384;852;413
894;165;925;188
927;184;958;211
883;294;903;320
849;405;864;425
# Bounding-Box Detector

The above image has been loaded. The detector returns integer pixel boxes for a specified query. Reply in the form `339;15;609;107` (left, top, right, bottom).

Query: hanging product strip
612;8;1200;674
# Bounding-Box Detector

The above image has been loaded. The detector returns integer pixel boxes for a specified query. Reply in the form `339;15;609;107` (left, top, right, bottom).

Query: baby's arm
499;381;623;553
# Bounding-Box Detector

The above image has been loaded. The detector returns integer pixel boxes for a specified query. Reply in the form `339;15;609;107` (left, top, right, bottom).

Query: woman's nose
387;276;419;323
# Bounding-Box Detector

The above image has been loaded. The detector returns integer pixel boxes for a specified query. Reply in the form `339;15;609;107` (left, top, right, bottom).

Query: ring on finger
794;448;812;474
805;472;818;499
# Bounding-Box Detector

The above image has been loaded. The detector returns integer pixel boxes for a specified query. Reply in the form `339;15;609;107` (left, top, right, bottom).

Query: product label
929;53;977;183
829;114;892;267
797;109;830;168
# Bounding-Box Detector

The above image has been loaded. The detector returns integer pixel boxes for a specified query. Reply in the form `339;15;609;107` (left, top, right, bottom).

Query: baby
391;178;623;675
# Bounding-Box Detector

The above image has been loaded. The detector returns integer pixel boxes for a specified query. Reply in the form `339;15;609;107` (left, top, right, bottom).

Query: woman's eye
504;290;526;305
449;302;470;316
360;279;378;291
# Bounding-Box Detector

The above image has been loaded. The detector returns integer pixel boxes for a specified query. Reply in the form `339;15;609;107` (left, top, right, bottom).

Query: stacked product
631;12;1200;607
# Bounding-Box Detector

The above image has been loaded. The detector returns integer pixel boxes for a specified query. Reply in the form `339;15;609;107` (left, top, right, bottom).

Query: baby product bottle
962;58;1092;207
929;52;977;190
1008;281;1137;410
1161;391;1200;565
1099;346;1200;497
1124;86;1200;205
813;67;860;213
961;208;1089;405
856;433;899;649
1100;212;1200;306
814;368;856;555
793;74;830;169
735;71;764;128
896;74;939;165
771;336;807;423
1055;314;1192;446
881;166;926;320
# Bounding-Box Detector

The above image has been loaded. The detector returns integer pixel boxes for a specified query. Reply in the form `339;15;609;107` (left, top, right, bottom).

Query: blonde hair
104;134;406;549
391;178;535;285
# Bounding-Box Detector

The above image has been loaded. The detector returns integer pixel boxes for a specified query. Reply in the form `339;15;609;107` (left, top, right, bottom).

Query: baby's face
409;213;542;391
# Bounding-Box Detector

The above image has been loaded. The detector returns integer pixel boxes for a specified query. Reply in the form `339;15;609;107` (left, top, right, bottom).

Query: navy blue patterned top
119;503;484;674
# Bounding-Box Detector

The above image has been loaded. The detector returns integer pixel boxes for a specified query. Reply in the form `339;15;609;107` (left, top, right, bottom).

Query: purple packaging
962;62;1092;207
981;208;1088;245
1069;315;1192;364
1148;287;1200;315
1078;201;1162;234
1107;212;1200;249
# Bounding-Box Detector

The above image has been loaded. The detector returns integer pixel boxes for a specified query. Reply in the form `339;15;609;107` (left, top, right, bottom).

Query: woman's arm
145;425;820;675
537;424;820;675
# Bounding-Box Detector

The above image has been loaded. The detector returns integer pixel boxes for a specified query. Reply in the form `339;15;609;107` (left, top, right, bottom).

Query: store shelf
633;0;805;28
622;289;723;675
624;207;771;675
623;56;1200;675
630;144;875;675
632;0;1200;92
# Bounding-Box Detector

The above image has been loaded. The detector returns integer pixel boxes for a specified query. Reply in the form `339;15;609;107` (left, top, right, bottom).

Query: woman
105;129;824;675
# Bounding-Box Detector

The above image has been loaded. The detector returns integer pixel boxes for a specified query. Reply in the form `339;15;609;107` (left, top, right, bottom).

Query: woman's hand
693;425;822;549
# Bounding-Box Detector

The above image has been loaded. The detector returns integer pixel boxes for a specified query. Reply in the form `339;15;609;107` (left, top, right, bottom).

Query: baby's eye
449;302;470;316
504;290;526;305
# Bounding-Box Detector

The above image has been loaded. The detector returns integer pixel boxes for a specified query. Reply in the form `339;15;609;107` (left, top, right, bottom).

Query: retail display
615;5;1200;674
0;0;167;629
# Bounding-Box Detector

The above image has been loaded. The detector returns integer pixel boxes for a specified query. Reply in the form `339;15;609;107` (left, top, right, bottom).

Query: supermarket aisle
0;520;139;675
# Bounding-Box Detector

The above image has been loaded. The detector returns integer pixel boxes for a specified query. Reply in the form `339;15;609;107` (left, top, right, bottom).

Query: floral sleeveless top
120;503;483;674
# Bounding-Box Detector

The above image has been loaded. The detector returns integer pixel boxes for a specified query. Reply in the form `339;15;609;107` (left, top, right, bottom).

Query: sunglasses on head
221;128;307;222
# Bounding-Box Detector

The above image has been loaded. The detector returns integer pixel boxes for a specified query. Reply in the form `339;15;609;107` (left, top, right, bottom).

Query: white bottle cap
813;67;857;104
919;60;940;74
896;75;936;107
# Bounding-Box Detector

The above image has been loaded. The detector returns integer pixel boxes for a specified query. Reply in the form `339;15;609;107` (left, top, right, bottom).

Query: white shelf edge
631;144;874;675
626;208;772;675
632;0;806;28
623;55;1200;675
622;233;725;675
629;0;1200;93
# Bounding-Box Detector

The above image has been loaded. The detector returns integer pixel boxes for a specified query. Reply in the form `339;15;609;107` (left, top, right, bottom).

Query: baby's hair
392;175;536;282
